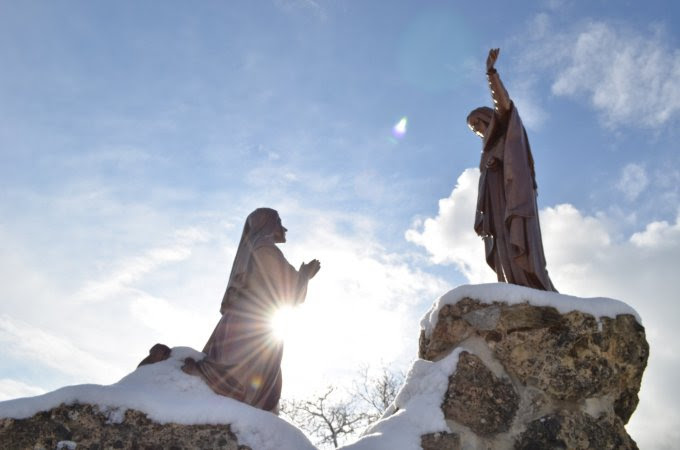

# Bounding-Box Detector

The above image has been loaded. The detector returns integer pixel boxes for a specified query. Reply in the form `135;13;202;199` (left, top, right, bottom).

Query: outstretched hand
300;259;321;279
487;48;500;72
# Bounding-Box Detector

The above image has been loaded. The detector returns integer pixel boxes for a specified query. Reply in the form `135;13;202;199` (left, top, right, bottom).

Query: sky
1;0;679;448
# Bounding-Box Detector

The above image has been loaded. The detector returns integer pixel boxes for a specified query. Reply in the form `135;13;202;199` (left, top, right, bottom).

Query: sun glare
266;248;424;398
270;305;299;341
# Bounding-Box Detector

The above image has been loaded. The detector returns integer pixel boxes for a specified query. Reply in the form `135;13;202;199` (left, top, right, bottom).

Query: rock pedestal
419;297;648;449
0;403;250;450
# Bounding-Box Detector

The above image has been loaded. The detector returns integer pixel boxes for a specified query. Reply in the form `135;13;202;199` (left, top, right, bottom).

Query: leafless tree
280;386;369;448
280;367;405;448
352;365;404;422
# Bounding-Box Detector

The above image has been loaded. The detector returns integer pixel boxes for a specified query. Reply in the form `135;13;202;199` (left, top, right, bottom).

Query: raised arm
486;48;511;114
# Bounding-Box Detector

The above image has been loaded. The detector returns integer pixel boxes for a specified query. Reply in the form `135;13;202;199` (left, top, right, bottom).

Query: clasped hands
300;259;321;279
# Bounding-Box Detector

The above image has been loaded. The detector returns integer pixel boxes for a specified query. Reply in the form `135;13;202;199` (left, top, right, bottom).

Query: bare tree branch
281;366;404;448
352;365;404;421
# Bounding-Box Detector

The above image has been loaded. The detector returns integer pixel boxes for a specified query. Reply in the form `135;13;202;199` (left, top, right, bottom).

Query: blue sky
1;1;679;448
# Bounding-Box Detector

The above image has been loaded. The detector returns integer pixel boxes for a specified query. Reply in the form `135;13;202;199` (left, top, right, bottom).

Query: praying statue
466;48;556;292
182;208;321;412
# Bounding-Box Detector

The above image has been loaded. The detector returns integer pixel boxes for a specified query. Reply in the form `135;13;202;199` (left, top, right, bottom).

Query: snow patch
340;349;463;450
421;283;641;337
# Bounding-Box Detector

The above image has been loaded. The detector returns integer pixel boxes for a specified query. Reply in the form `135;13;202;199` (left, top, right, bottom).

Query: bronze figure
467;49;556;292
182;208;320;412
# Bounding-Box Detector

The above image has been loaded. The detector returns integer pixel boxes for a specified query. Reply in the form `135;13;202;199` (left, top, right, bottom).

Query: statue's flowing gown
474;103;556;292
196;245;308;411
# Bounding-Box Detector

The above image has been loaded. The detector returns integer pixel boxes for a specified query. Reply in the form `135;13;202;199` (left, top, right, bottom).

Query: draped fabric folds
474;104;557;292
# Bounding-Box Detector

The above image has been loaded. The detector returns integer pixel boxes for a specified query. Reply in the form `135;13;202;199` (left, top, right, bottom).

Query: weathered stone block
442;352;519;436
494;310;648;410
514;410;637;450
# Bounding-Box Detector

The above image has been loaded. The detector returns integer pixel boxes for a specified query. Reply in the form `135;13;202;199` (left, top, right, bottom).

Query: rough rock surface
442;352;519;436
421;431;461;450
515;409;637;449
0;403;250;450
419;297;648;449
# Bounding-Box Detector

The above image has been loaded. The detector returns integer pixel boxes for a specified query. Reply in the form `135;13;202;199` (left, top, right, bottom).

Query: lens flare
392;117;408;139
250;375;263;390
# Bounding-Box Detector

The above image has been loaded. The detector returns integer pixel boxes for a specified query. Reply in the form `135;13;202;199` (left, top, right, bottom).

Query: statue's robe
195;245;308;411
474;102;556;291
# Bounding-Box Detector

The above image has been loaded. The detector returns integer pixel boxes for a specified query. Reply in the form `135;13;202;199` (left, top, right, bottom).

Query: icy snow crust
0;347;315;450
339;349;463;450
421;283;642;337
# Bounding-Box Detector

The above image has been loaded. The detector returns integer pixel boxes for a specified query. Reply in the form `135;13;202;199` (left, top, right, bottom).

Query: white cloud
129;292;209;347
540;204;612;284
75;228;209;303
520;18;680;129
616;163;649;201
405;168;496;283
407;168;680;450
0;315;124;384
0;379;46;401
554;22;680;128
630;217;680;249
0;215;230;391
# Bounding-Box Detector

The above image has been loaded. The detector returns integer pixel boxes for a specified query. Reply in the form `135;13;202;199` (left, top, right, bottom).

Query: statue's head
247;208;287;244
466;107;493;138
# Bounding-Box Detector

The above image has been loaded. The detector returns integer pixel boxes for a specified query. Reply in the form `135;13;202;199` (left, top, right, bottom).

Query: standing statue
182;208;321;412
467;49;556;291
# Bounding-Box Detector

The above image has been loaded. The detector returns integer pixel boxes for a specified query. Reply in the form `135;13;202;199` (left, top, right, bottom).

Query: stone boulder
0;403;249;450
418;286;648;449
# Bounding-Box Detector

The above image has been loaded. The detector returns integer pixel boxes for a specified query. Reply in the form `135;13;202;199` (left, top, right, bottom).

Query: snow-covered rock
0;347;315;450
346;283;648;450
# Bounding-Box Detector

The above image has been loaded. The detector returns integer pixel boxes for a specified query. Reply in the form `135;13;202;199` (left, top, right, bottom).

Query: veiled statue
182;208;320;412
